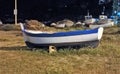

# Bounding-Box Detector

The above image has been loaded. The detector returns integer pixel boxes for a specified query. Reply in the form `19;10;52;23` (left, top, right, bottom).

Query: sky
0;0;113;23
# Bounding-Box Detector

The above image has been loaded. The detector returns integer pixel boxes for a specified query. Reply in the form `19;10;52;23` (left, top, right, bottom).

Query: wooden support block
49;45;57;53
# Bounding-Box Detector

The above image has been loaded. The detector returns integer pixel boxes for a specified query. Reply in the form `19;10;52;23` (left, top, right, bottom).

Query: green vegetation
0;26;120;74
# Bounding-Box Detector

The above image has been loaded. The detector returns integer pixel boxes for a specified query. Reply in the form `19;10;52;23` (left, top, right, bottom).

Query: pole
14;0;17;25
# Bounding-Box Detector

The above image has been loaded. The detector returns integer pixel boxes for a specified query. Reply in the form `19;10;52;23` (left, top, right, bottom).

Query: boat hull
90;21;114;29
25;40;99;48
20;23;103;48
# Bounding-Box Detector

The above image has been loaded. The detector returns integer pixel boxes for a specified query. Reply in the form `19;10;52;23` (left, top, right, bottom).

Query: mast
102;6;105;15
14;0;17;25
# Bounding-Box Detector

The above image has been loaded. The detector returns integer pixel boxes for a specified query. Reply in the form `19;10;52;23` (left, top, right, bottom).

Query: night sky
0;0;113;23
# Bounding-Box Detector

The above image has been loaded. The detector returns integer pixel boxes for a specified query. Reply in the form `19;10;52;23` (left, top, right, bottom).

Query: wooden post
49;45;57;53
14;0;17;25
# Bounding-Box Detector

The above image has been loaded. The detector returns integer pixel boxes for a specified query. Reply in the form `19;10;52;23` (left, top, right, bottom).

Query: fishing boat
89;15;114;29
89;20;114;29
20;23;104;48
84;10;96;25
89;6;114;29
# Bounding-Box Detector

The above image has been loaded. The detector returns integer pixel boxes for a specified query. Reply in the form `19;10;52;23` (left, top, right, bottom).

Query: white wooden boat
89;14;114;29
84;11;96;24
89;21;114;29
20;23;104;48
84;16;96;24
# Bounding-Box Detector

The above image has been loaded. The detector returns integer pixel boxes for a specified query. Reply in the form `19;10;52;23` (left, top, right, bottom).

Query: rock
50;23;56;27
81;23;85;26
50;22;65;28
63;19;74;27
25;20;45;30
56;19;74;28
55;23;65;28
75;21;82;27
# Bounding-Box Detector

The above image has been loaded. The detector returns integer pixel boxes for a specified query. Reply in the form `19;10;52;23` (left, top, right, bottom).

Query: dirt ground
0;31;25;48
0;27;120;74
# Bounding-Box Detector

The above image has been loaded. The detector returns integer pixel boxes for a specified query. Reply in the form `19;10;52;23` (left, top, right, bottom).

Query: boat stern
98;27;104;40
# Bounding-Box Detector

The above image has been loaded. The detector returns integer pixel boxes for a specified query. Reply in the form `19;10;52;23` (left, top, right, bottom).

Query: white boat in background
20;23;104;48
97;14;111;24
89;21;114;29
89;6;114;29
90;15;114;29
84;11;96;25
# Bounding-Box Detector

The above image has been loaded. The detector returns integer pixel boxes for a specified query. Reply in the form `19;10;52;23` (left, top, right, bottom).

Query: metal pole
14;0;17;25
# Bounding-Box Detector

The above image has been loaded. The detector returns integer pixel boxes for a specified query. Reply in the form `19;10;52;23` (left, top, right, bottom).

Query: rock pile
25;20;45;30
50;19;74;28
23;19;84;32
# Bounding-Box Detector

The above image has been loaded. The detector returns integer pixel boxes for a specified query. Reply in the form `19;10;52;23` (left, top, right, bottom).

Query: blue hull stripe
23;28;98;37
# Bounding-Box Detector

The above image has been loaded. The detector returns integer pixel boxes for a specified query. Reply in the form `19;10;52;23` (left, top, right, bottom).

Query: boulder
56;19;74;28
50;23;56;27
25;20;45;30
